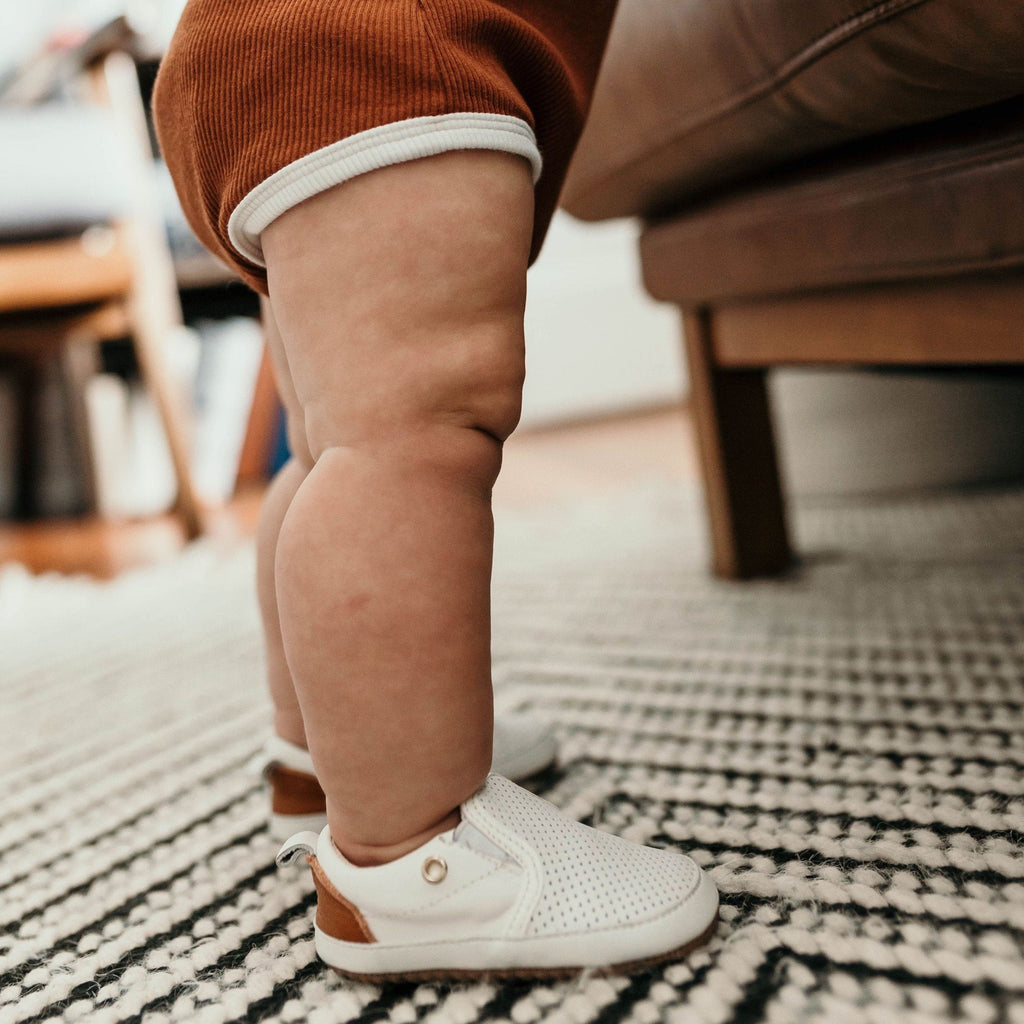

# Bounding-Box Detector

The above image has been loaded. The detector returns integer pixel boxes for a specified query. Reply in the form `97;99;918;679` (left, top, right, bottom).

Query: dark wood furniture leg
11;355;45;521
682;308;792;579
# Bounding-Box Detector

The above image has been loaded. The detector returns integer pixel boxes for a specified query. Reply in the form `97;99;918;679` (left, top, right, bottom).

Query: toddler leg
255;301;312;748
156;1;718;978
255;297;558;817
263;150;533;865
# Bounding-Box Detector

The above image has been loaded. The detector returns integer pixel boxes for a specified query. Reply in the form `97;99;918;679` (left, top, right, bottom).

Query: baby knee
306;336;524;464
457;372;524;446
407;356;524;487
438;332;526;444
304;400;514;495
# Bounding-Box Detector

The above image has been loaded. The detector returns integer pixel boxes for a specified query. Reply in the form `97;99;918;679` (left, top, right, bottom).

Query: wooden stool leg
60;337;102;512
11;356;45;521
682;308;792;579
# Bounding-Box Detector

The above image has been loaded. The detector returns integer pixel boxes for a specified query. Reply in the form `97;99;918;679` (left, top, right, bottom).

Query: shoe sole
324;909;719;983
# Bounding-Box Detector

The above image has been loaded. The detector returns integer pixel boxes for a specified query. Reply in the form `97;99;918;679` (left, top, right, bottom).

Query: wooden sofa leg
682;308;792;579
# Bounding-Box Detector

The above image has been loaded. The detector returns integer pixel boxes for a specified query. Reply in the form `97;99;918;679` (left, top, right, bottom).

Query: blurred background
0;2;684;548
2;1;1024;577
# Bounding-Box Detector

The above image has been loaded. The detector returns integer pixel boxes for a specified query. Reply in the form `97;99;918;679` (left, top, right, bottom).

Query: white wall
520;212;686;428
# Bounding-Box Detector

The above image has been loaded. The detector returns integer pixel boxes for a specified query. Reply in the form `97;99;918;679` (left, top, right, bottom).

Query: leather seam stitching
575;0;933;199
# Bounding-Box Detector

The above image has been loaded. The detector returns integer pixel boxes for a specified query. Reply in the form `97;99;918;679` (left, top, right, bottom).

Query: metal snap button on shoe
422;855;447;884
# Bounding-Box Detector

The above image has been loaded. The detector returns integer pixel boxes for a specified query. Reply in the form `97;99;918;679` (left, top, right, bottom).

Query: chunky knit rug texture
2;484;1023;1024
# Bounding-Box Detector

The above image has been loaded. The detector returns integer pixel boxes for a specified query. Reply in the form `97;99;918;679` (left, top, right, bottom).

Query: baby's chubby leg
255;298;558;822
262;150;533;867
254;301;312;750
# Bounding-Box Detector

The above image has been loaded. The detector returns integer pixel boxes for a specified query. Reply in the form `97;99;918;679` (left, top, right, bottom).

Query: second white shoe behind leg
257;712;559;841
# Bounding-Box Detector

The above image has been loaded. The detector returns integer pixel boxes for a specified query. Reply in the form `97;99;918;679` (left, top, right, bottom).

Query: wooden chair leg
11;356;45;521
99;51;205;541
129;319;204;540
682;308;792;579
60;337;102;512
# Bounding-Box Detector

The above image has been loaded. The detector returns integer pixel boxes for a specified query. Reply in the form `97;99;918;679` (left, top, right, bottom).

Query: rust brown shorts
153;0;617;293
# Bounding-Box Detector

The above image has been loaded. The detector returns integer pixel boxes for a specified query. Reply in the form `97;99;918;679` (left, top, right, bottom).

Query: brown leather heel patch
268;764;326;815
310;856;376;944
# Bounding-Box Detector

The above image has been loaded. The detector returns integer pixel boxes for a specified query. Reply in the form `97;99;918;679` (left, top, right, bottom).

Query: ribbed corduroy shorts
153;0;618;294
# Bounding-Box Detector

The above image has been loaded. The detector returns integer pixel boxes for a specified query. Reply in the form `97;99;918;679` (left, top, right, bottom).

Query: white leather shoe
277;774;718;980
490;712;558;782
257;714;558;841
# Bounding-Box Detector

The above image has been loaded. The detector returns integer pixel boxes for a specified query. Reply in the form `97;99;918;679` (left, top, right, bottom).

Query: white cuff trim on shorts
227;113;542;267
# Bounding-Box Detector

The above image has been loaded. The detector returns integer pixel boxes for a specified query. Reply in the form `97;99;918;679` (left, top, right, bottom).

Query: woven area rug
2;484;1023;1024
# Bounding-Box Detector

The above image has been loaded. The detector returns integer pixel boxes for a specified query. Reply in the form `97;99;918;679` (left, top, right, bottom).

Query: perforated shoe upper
464;775;700;938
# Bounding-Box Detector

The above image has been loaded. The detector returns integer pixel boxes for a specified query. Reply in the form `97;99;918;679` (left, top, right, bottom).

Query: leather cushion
638;99;1024;304
562;0;1024;221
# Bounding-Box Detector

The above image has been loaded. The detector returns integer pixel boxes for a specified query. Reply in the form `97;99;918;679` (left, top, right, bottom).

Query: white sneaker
256;714;558;841
277;774;718;980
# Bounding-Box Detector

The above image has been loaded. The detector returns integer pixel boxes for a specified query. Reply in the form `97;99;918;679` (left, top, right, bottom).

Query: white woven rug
2;484;1023;1024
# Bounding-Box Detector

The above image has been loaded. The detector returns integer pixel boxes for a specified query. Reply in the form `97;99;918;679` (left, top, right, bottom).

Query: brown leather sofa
562;0;1024;578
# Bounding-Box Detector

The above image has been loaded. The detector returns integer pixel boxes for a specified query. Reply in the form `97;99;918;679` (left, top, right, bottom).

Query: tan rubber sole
327;909;719;983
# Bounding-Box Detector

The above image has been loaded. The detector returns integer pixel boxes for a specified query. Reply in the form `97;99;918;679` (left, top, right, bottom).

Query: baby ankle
332;808;461;867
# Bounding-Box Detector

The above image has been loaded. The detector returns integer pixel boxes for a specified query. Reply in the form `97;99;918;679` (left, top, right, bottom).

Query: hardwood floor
495;406;697;510
0;406;696;579
0;486;265;579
